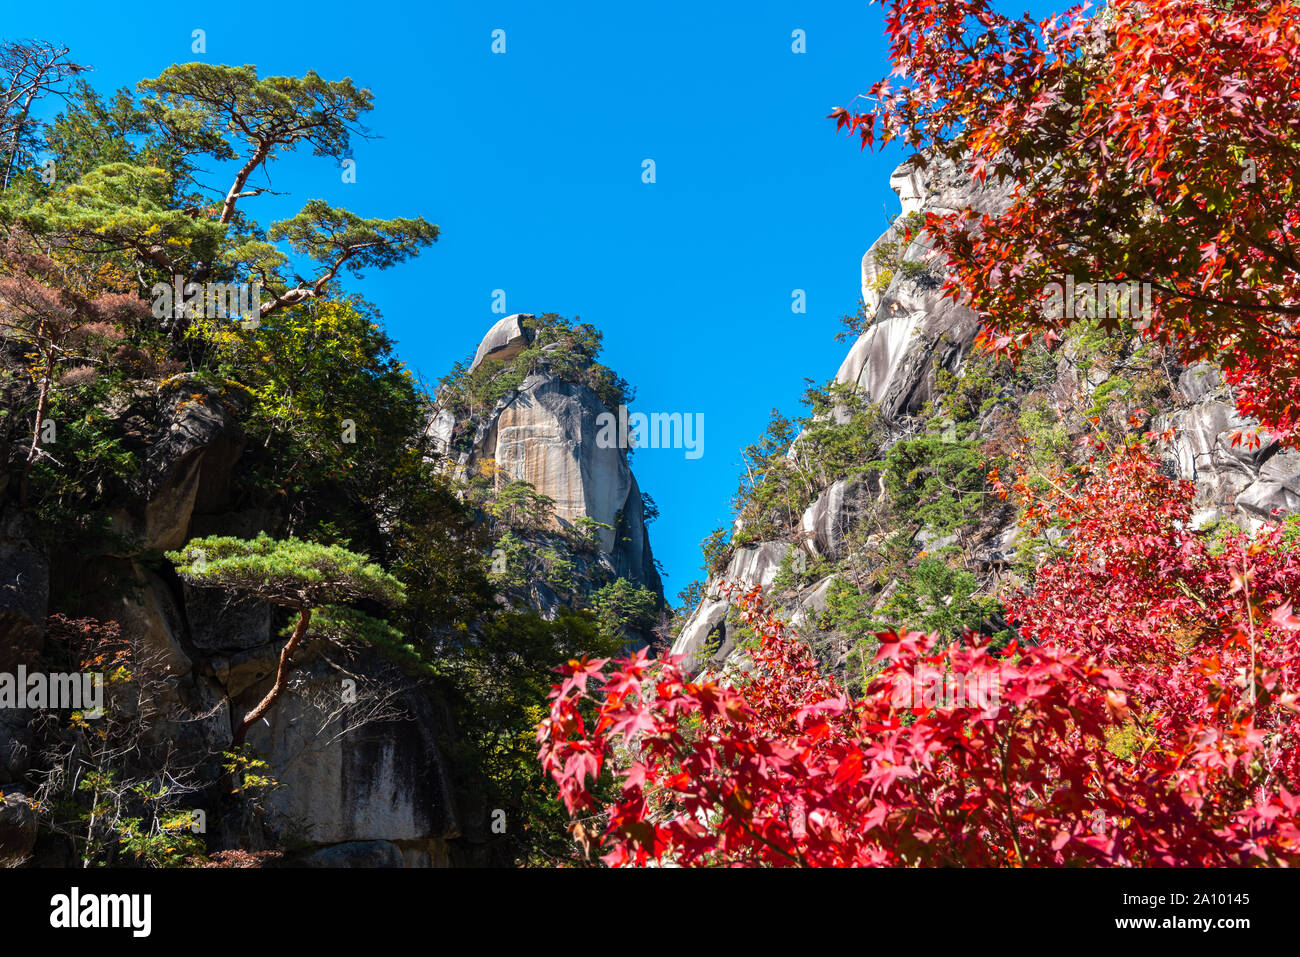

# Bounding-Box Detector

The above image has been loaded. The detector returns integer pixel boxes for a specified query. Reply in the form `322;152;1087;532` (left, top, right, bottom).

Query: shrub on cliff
167;534;406;750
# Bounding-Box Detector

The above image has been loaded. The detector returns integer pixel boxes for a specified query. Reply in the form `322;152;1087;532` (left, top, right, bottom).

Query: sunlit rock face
442;322;664;598
482;376;633;552
469;313;533;372
669;543;787;670
672;152;1300;680
1157;364;1300;529
847;156;1014;420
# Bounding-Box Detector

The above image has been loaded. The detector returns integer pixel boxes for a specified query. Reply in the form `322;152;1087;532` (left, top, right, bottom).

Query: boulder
916;528;959;552
150;675;231;762
669;596;730;670
143;452;203;553
0;710;32;785
1235;452;1300;521
183;583;272;653
470;314;533;372
0;785;37;865
299;840;406;868
800;479;869;561
668;544;789;670
112;566;192;678
725;542;789;589
1178;362;1223;403
210;646;279;699
397;839;455;868
136;378;247;552
1164;397;1300;525
788;575;837;629
188;508;275;541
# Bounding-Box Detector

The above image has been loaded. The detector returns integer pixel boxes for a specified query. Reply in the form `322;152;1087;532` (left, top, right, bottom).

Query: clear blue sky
11;0;1059;598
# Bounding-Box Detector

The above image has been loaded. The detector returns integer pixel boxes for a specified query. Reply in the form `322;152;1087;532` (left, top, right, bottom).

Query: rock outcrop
0;304;668;868
672;153;1300;675
1159;364;1300;526
470;314;532;372
482;375;642;558
134;377;248;553
800;478;874;561
244;653;461;867
298;839;406;868
0;374;472;867
433;319;664;605
846;157;1014;419
0;785;36;865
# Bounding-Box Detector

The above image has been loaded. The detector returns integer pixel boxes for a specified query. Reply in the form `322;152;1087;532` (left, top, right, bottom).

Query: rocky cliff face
843;157;1013;420
672;154;1300;676
0;373;470;866
0;313;663;867
429;314;664;616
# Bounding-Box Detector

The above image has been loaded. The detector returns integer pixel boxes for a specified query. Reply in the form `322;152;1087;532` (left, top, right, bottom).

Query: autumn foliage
830;0;1300;446
538;443;1300;866
534;0;1300;868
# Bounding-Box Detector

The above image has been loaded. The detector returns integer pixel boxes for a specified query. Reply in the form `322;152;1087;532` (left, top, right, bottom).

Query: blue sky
11;0;1058;598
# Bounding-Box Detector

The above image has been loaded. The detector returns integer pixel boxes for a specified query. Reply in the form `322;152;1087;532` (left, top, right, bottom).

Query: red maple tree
830;0;1300;445
537;0;1300;868
538;444;1300;866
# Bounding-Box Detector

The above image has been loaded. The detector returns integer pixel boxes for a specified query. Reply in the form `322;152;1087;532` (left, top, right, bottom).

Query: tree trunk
230;607;311;750
1;89;37;191
19;332;52;506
